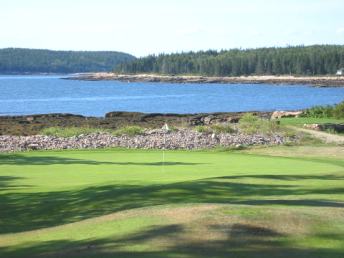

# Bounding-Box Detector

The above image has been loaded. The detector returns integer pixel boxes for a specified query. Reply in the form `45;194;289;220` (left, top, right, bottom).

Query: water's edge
67;73;344;87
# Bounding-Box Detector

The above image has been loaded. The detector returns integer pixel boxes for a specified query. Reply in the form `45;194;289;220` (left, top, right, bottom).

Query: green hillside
0;48;135;74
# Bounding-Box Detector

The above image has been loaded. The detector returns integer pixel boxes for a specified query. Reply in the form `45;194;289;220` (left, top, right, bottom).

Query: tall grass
194;124;236;134
112;126;144;136
239;113;280;135
41;126;145;137
40;127;107;138
301;101;344;119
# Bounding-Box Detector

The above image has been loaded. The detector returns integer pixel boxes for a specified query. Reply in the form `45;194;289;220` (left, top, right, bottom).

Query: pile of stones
0;129;293;152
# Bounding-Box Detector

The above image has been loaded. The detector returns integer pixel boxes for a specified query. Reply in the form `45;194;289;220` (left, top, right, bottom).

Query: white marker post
162;123;170;172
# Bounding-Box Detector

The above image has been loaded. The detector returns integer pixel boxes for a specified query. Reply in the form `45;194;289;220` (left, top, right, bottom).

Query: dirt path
292;126;344;144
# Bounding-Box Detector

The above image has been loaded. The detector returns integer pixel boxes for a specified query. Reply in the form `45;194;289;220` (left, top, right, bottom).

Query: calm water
1;75;344;117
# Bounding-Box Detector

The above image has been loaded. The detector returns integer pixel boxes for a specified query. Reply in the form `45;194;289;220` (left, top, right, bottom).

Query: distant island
116;45;344;77
3;45;344;81
0;48;135;74
68;73;344;87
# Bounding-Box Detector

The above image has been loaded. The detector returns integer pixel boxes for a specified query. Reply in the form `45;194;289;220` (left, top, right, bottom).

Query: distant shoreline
66;73;344;87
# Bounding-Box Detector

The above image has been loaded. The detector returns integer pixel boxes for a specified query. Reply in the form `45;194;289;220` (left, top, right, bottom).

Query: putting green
0;149;343;258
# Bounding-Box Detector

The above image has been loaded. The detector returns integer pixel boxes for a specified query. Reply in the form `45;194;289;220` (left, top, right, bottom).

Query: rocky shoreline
0;112;271;136
0;129;292;153
66;73;344;87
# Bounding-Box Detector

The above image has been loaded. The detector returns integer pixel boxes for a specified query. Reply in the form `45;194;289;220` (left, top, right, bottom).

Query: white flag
162;123;170;131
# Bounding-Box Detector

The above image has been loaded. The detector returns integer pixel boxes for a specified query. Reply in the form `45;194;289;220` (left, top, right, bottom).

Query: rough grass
112;126;144;136
40;126;145;137
0;148;343;258
279;117;344;126
242;145;344;159
239;113;281;135
194;124;236;134
40;127;108;137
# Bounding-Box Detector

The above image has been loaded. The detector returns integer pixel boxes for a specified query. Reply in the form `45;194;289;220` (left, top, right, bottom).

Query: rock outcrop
0;112;272;136
271;111;303;120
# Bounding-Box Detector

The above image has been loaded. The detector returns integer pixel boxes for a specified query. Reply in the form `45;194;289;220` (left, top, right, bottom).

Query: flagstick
162;123;169;173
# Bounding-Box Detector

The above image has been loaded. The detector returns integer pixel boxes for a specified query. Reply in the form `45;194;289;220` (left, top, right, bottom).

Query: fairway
0;149;343;258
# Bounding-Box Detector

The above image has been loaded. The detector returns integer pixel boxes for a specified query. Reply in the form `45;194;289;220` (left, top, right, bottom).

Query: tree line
0;48;135;74
116;45;344;76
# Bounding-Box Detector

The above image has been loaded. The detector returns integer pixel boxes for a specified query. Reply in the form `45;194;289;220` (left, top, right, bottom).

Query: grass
40;127;108;137
41;126;144;137
112;126;144;136
239;113;281;135
194;124;236;134
279;117;344;126
0;148;343;258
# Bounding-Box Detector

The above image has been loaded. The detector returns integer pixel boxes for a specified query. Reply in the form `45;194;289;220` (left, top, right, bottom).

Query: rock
303;124;321;130
203;116;214;125
271;111;303;120
27;143;39;150
26;116;34;122
304;123;344;133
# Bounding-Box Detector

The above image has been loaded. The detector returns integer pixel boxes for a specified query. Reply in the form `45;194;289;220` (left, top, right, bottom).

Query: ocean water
1;75;344;117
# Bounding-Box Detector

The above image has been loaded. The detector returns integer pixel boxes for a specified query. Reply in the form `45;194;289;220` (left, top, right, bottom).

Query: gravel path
291;127;344;144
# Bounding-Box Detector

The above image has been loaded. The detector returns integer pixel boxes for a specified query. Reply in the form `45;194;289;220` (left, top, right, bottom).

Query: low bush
239;113;259;124
210;124;236;134
301;105;333;118
194;124;236;134
333;101;344;119
301;101;344;119
281;128;298;138
239;113;280;135
194;125;213;134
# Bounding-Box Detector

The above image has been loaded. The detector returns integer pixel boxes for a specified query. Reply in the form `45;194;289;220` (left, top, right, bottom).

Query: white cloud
336;28;344;35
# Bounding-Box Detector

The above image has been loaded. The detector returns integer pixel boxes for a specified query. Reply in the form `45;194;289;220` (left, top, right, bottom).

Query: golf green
0;149;343;258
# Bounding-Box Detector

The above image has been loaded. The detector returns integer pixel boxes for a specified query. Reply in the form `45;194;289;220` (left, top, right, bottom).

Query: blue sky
1;0;343;56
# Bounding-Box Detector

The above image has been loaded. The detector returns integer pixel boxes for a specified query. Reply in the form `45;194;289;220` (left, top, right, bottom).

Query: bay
1;75;344;117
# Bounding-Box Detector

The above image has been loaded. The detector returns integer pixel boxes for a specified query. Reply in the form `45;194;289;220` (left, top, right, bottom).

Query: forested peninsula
116;45;344;76
0;48;135;74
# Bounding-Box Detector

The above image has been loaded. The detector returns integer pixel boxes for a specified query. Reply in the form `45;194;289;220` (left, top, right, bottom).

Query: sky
1;0;343;57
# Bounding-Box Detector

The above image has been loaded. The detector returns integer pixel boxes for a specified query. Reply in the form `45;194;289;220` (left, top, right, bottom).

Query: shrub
239;113;280;135
195;124;236;134
194;125;212;134
210;124;236;134
239;113;259;123
301;101;344;119
301;105;333;118
282;128;298;137
113;126;144;136
333;101;344;119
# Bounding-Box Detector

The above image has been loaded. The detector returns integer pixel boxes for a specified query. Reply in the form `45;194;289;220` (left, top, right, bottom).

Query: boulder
271;111;303;120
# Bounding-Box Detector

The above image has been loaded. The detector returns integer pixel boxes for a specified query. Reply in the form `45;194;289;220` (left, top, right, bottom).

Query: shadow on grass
0;154;204;166
1;174;343;234
216;174;344;181
0;176;31;191
1;223;343;258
